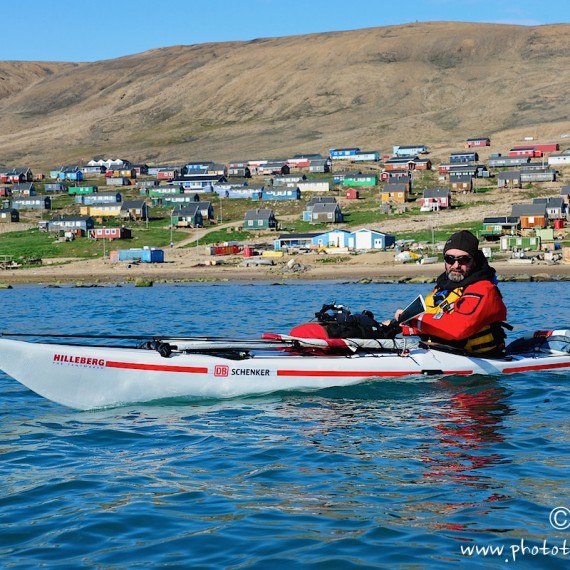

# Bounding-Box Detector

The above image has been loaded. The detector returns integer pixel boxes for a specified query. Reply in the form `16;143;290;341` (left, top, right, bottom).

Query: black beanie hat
443;230;479;258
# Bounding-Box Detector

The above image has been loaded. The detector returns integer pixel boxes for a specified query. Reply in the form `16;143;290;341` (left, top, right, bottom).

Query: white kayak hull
1;337;570;410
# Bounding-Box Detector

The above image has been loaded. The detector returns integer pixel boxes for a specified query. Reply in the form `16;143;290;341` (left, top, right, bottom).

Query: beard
447;270;467;283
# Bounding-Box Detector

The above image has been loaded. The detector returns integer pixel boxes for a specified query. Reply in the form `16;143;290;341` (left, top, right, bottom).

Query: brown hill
1;21;570;169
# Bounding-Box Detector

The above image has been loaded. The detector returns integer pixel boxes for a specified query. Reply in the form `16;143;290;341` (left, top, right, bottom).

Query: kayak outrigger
0;327;570;410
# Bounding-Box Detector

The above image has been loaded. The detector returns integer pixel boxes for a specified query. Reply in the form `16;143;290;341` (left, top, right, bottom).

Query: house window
258;220;263;227
328;213;333;219
528;217;535;224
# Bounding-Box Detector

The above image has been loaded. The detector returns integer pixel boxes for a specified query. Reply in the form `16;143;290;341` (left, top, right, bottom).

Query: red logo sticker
214;365;229;377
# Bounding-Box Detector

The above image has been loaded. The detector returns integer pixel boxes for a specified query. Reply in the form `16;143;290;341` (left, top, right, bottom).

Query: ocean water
1;280;570;568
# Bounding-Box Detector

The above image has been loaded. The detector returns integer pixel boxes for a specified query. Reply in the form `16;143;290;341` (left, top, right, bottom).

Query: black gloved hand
383;319;402;338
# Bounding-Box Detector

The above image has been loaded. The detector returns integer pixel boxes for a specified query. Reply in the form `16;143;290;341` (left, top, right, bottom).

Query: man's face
443;248;474;283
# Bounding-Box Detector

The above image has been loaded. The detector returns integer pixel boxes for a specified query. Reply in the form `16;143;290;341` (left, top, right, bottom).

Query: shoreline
1;253;570;287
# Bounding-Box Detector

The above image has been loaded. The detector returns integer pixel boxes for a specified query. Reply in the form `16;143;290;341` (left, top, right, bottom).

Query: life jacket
423;286;506;356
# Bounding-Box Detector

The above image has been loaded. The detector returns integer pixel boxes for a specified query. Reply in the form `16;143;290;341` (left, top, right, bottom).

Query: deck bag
506;329;570;356
290;304;395;339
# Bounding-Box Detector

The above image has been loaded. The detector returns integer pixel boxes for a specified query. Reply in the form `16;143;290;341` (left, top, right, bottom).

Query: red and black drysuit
401;253;508;356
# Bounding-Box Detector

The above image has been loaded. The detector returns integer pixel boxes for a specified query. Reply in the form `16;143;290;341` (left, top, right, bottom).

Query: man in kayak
392;230;508;356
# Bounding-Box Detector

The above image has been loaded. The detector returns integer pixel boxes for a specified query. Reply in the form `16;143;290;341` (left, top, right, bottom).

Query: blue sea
1;280;570;568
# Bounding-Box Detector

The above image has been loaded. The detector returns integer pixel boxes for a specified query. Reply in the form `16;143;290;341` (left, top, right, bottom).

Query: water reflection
421;380;513;485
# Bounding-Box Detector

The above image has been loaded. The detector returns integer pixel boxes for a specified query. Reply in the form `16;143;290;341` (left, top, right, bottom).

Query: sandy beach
1;248;569;286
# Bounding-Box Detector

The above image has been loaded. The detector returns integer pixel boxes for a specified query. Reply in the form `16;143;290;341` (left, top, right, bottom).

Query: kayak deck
0;333;570;410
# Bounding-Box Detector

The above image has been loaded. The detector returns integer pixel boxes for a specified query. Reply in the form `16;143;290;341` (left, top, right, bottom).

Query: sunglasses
444;254;473;265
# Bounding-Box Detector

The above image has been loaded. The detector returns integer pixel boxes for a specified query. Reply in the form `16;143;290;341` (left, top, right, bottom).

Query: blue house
329;148;360;160
311;229;352;248
259;188;301;201
50;165;84;181
216;186;263;199
348;228;395;250
47;215;94;235
308;228;395;251
273;232;319;251
393;145;428;157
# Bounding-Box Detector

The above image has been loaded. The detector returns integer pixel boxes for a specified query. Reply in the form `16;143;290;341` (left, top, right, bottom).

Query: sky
3;0;568;62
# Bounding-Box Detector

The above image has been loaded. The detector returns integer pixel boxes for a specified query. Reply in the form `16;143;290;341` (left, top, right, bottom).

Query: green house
68;186;98;196
480;217;520;239
341;174;378;187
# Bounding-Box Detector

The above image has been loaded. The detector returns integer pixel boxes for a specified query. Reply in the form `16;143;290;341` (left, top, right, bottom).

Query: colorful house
297;180;330;193
393;145;428;157
380;182;409;204
341;174;377;187
511;203;547;229
120;200;148;221
11;196;51;210
47;215;95;235
260;188;301;201
449;174;473;192
0;208;19;223
347;228;395;250
171;204;203;228
420;188;451;211
466;137;491;148
497;171;522;189
329;148;360;160
309;202;343;224
89;227;132;240
480;217;520;239
244;209;278;230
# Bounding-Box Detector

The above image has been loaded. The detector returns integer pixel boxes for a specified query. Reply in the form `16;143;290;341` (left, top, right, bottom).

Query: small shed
0;208;19;223
345;188;359;200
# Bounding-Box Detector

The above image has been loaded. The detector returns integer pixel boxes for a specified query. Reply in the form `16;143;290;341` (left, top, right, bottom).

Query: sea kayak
0;330;569;410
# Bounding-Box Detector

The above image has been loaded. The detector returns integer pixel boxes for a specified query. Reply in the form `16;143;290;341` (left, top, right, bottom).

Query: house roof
244;208;274;220
423;188;450;198
383;182;408;192
311;203;340;214
533;197;564;208
121;200;147;208
307;196;336;206
511;203;546;216
483;216;519;224
277;233;319;239
498;171;521;180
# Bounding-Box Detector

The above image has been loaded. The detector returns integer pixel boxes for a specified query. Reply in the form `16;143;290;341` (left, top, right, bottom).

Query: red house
89;227;132;240
466;137;491;148
345;188;359;200
508;147;543;158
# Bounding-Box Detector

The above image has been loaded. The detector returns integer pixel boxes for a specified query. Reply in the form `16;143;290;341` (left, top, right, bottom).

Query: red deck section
105;360;208;374
501;361;570;374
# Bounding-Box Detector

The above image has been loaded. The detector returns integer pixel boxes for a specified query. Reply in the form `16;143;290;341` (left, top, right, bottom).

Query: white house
297;180;330;193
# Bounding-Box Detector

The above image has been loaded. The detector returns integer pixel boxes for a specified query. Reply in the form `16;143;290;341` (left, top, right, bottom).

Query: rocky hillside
1;22;570;169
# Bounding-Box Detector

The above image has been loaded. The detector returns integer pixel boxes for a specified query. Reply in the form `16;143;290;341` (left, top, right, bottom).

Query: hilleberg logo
53;353;105;367
214;365;229;377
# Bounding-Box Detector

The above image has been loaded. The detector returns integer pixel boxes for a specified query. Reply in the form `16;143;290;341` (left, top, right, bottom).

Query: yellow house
380;182;409;204
79;204;122;217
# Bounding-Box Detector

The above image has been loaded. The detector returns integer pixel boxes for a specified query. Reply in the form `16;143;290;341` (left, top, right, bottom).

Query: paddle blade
398;295;426;324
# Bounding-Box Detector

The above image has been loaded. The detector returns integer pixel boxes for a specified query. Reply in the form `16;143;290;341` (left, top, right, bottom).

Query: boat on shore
0;329;569;410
